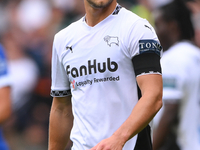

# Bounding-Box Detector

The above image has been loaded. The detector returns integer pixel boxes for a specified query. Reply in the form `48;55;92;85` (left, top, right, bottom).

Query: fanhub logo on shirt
66;58;118;78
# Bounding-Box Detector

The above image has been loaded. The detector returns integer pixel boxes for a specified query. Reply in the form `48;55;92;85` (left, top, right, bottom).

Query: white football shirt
159;41;200;150
51;4;162;150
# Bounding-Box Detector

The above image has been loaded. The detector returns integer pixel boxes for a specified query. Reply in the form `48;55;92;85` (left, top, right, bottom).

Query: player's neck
84;1;117;27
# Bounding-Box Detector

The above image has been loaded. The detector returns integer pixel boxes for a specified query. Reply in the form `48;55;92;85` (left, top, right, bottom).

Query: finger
89;144;98;150
96;145;104;150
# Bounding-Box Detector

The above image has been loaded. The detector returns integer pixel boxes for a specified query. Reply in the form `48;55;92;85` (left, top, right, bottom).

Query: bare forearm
113;95;162;145
0;87;12;124
48;97;73;150
89;75;163;150
153;103;179;150
112;75;163;145
153;117;171;150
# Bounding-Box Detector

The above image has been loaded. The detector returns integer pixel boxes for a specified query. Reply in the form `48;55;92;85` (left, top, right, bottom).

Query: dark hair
159;0;194;40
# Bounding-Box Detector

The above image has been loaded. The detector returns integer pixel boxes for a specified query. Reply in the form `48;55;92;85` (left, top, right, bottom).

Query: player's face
86;0;114;8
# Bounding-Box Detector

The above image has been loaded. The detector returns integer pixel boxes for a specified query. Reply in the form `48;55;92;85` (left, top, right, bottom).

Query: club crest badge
104;35;119;47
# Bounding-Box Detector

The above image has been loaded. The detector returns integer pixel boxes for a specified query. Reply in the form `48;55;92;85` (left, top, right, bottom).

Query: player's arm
0;86;12;124
112;53;163;145
90;74;163;150
114;73;163;144
90;53;163;150
48;96;73;150
153;102;179;150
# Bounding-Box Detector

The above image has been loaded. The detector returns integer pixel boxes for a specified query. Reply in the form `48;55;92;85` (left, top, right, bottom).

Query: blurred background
0;0;199;150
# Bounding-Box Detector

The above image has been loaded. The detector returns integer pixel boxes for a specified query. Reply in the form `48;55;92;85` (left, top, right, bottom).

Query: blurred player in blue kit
0;44;12;150
48;0;163;150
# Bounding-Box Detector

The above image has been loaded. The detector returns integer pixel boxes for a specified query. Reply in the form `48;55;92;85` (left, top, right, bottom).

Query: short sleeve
162;75;183;103
160;48;191;103
50;38;71;97
161;60;185;103
0;44;11;88
125;19;162;58
124;19;162;77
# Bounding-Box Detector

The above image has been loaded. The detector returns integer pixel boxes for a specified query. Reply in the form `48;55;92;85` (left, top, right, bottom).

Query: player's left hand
89;134;125;150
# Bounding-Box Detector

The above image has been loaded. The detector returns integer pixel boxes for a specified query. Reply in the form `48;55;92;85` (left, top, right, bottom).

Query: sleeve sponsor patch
139;40;162;56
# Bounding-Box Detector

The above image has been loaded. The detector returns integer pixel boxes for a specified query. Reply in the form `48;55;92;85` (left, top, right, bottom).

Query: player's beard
86;0;114;9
